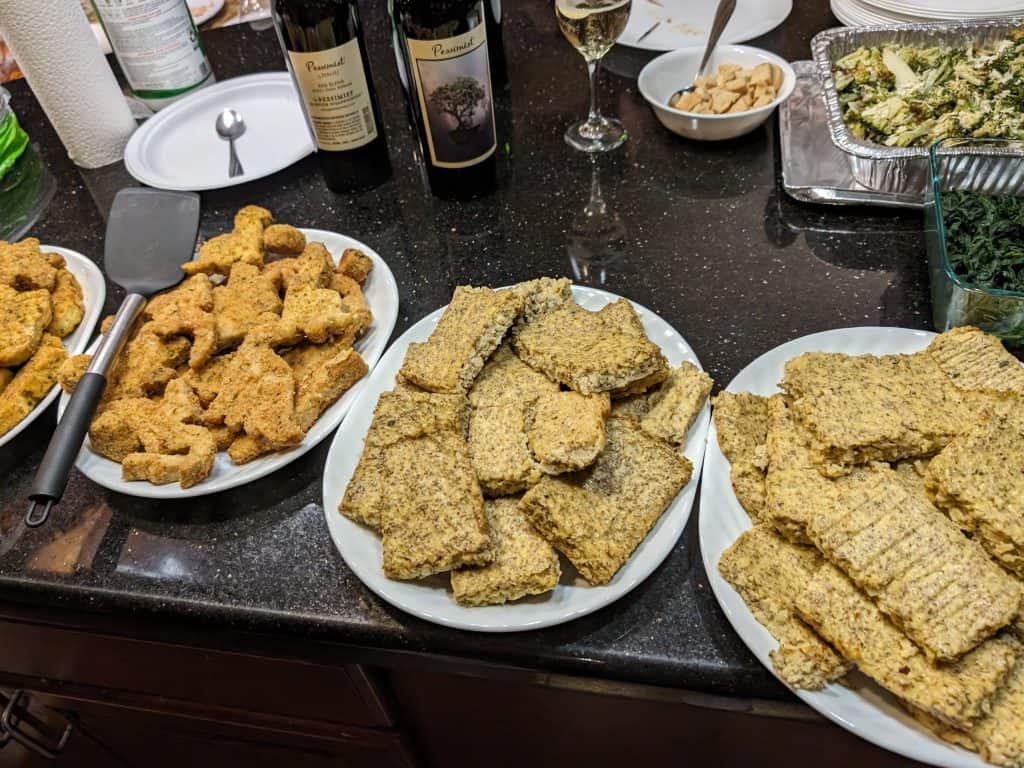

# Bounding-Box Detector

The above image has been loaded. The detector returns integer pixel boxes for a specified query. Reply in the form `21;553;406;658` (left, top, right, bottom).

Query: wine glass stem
587;59;601;124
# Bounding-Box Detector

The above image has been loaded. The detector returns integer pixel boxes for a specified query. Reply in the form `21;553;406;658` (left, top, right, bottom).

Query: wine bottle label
92;0;211;97
406;21;497;169
288;38;378;152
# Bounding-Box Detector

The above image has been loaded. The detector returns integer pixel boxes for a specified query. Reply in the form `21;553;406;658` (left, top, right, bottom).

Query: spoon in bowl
669;0;737;107
216;108;246;178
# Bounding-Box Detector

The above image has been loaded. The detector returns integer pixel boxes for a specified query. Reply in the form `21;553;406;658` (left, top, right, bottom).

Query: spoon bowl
215;108;246;177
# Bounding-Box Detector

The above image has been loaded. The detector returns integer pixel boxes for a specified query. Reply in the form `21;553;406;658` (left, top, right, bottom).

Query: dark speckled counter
0;0;926;704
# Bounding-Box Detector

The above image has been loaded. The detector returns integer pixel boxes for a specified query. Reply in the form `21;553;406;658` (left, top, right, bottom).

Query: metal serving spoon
216;108;246;178
669;0;738;106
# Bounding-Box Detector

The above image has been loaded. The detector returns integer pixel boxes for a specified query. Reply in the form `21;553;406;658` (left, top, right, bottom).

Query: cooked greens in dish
833;29;1024;148
942;190;1024;293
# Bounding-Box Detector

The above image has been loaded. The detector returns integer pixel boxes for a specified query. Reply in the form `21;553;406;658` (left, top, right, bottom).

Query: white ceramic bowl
638;44;796;141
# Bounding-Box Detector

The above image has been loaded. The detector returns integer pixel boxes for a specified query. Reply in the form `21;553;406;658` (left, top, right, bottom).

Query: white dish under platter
0;246;105;449
699;326;999;768
322;285;710;633
61;228;398;499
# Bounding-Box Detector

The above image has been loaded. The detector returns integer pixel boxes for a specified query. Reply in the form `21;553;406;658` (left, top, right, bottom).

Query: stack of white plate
832;0;1024;26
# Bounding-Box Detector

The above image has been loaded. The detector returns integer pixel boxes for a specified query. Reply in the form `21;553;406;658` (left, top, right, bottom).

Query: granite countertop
0;0;928;702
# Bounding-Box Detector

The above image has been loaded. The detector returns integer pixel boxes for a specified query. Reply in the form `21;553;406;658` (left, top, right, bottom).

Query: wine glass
555;0;632;153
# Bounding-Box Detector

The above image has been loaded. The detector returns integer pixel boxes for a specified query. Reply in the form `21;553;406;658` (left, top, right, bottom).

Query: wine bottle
272;0;391;193
485;0;507;90
393;0;497;200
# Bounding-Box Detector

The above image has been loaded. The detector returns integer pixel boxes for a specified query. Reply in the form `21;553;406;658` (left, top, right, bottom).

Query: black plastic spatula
26;188;200;527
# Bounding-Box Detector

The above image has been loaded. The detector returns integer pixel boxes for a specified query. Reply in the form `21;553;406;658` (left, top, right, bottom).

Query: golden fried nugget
293;242;334;288
42;252;65;269
146;275;218;369
795;562;1020;730
338;248;372;284
234;205;273;232
158;378;206;424
180;352;234;407
182;232;263;276
340;390;467;530
451;497;561;606
783;352;986;476
380;431;492;580
110;327;191;399
88;398;161;461
122;421;217;489
0;285;52;367
0;334;66;436
528;391;609;474
212;263;282;348
718;525;851;689
929;326;1024;395
807;464;1022;661
263;224;305;255
0;368;12;394
263;256;299;295
520;415;692;585
46;268;84;338
926;407;1024;577
400;286;523;394
208;340;302;445
640;362;712;444
281;282;362;345
57;354;89;394
513;299;668;395
0;238;57;291
712;391;770;520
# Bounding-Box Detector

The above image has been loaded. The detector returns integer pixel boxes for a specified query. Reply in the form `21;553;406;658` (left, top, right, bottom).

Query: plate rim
321;285;711;633
0;245;106;449
189;0;226;25
61;227;399;499
619;0;793;52
123;71;314;193
697;325;998;768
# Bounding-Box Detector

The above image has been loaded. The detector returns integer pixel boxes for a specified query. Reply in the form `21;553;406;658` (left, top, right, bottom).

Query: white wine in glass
555;0;631;152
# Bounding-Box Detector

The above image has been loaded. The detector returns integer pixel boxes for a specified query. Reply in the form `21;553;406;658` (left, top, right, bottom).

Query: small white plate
189;0;226;26
62;228;399;499
699;326;1000;768
322;286;711;633
620;0;792;52
0;246;105;448
124;72;314;192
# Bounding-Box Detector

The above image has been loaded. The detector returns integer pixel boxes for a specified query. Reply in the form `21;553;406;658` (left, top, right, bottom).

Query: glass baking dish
924;137;1024;346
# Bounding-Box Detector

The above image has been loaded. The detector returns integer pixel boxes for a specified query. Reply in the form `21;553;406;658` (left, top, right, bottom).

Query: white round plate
699;326;999;768
188;0;226;25
322;286;711;633
620;0;792;52
0;246;105;449
831;0;919;25
861;0;1024;17
124;72;314;192
62;228;398;499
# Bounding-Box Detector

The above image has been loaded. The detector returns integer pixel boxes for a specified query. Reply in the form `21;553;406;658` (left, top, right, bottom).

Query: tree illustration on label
429;76;486;145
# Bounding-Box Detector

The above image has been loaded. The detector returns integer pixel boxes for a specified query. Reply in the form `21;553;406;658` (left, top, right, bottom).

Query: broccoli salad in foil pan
834;28;1024;148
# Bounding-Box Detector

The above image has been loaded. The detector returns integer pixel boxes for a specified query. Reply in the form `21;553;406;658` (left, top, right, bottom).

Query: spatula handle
26;294;146;526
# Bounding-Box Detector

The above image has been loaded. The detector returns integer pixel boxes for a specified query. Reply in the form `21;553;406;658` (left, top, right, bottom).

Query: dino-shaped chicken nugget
0;285;53;367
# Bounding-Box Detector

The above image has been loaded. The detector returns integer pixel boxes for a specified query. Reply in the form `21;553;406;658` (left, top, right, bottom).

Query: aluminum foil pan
811;18;1024;199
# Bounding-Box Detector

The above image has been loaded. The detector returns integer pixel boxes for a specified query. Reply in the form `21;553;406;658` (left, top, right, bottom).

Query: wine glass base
564;117;628;153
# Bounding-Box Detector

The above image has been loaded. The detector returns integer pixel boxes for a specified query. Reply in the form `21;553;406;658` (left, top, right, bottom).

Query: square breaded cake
926;407;1024;577
639;362;713;445
711;391;771;520
512;299;668;396
795;562;1019;730
928;326;1024;395
782;351;985;476
718;525;851;690
528;391;610;474
519;415;691;585
399;286;523;394
339;390;466;530
380;431;493;580
451;497;561;606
